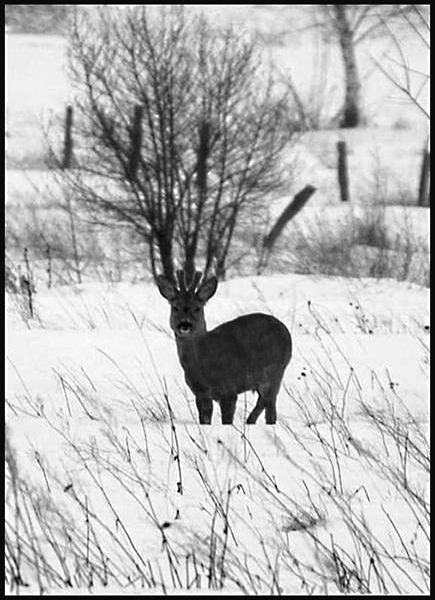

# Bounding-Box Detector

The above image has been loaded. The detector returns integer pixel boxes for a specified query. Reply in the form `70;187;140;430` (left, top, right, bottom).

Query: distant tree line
5;4;72;34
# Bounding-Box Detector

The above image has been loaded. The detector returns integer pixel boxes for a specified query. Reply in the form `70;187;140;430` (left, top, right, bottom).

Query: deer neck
175;326;207;371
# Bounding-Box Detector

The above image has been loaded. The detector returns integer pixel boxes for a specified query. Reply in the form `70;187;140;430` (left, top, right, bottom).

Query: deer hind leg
196;395;213;425
263;379;283;424
246;394;266;424
247;381;280;425
264;395;277;424
220;395;237;425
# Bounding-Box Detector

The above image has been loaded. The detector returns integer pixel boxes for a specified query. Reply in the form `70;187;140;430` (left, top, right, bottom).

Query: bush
52;5;294;282
258;202;429;287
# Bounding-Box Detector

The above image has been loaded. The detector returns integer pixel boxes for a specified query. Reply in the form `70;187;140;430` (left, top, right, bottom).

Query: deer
157;269;292;425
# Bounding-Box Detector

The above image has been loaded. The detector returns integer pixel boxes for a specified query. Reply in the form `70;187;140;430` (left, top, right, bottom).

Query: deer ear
156;275;177;301
197;277;218;303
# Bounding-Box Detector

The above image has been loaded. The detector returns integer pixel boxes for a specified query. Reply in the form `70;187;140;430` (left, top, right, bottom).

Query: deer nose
177;321;193;335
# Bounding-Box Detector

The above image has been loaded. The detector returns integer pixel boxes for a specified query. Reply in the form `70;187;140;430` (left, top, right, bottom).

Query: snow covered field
5;274;430;594
5;6;430;595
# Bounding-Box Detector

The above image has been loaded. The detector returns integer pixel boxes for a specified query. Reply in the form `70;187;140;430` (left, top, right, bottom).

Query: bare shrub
6;193;148;287
50;6;294;282
262;201;429;287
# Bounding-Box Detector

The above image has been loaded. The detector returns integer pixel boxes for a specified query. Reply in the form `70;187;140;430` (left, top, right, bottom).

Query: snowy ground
5;274;430;594
5;7;430;595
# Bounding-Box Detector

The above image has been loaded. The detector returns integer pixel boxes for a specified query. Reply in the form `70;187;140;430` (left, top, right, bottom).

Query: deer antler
188;270;203;292
175;268;203;292
176;269;186;291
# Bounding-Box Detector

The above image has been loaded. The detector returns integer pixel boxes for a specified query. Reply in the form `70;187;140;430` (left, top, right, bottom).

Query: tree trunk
333;5;362;128
183;119;210;284
155;232;174;282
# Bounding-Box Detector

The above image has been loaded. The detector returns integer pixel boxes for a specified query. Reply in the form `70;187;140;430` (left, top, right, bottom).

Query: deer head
157;269;218;338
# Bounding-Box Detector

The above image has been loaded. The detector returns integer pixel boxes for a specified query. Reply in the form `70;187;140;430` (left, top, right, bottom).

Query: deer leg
246;394;266;424
196;395;213;424
263;381;280;425
220;395;237;425
247;381;280;425
264;399;277;424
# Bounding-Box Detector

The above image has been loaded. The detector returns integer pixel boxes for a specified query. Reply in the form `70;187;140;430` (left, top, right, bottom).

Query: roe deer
157;269;292;425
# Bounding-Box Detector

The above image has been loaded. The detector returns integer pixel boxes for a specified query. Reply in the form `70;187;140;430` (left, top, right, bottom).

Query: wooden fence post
23;247;34;318
46;245;52;289
337;140;350;202
128;104;143;179
418;146;430;207
260;185;316;271
62;105;73;169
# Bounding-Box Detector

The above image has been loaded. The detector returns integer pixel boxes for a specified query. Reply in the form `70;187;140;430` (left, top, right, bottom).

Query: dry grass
257;202;429;287
5;293;429;594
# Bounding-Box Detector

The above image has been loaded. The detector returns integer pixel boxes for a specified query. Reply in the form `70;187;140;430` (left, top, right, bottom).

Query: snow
5;274;430;595
5;6;430;595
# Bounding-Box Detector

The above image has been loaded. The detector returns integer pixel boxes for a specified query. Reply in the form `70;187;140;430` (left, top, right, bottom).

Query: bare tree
369;4;429;208
320;5;426;127
369;4;430;121
260;5;424;128
54;6;293;282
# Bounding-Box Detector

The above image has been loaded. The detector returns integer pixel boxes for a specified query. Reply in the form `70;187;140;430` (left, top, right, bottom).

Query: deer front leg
195;395;213;424
220;395;237;425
